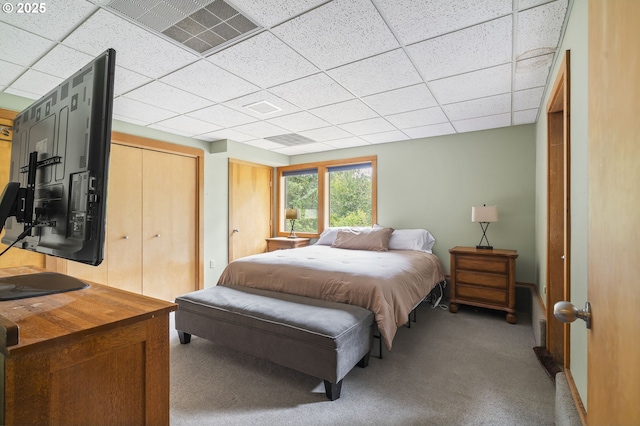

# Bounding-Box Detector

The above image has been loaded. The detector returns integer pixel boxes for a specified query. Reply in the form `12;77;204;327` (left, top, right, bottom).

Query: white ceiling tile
272;0;399;70
386;107;448;129
199;129;255;143
152;115;221;136
162;60;259;102
231;0;327;27
112;113;148;127
514;87;545;111
0;22;53;66
231;121;288;139
269;73;353;109
443;93;512;121
9;69;62;97
310;100;378;125
187;104;257;127
327;49;422;97
429;64;512;104
266;111;329;133
271;146;307;155
403;122;456;139
363;84;437;116
113;97;176;124
408;16;512;81
361;131;410;144
243;139;287;150
224;90;300;119
208;31;318;89
294;142;336;153
3;87;40;100
324;137;370;149
124;81;211;114
299;126;352;142
113;66;153;96
517;0;568;60
519;0;553;9
0;60;24;86
62;9;197;78
453;113;511;133
147;124;194;137
339;117;396;136
376;0;512;44
31;45;93;78
0;0;96;40
515;53;554;90
514;108;539;125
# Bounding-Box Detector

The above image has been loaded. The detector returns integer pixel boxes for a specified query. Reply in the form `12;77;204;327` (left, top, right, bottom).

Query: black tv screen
0;48;115;267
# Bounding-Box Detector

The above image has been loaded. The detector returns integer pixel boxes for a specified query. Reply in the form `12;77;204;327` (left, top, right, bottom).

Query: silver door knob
155;234;161;238
123;235;129;239
554;301;592;329
233;228;240;233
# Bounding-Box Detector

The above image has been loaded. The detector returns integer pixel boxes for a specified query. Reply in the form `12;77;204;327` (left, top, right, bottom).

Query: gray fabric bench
175;285;374;400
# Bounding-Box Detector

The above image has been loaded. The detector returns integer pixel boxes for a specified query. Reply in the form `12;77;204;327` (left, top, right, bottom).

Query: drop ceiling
0;0;571;156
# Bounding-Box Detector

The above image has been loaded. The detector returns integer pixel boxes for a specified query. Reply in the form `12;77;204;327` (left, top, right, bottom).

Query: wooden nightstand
266;237;310;252
449;246;519;324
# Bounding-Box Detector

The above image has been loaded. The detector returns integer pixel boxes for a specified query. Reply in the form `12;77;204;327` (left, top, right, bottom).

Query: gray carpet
169;302;555;425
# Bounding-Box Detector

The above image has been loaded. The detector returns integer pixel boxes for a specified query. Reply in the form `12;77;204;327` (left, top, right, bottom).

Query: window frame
276;155;377;238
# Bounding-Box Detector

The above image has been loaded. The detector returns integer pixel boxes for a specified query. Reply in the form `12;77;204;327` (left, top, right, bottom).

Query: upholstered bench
175;285;374;401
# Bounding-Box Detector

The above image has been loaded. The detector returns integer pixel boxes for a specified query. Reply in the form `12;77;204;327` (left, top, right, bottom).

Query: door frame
546;51;571;366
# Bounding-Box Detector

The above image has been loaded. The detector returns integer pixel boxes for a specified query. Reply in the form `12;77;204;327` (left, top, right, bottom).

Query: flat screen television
0;48;115;301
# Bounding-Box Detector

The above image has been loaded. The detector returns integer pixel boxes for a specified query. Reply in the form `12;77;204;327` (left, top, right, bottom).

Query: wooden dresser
266;237;310;252
0;266;176;425
449;246;518;324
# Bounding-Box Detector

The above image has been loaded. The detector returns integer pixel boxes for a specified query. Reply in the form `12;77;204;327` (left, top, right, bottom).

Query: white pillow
388;229;436;253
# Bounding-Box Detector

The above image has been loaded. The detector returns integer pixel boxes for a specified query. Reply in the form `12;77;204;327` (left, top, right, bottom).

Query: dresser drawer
457;255;508;274
456;283;507;305
456;270;508;289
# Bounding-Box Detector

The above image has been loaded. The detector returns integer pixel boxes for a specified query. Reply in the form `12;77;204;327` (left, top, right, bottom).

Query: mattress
217;244;445;349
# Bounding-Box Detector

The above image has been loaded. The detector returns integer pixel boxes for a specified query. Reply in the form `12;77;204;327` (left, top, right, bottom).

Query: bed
217;227;445;350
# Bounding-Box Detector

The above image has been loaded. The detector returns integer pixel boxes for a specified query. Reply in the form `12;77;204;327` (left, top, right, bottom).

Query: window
277;156;376;237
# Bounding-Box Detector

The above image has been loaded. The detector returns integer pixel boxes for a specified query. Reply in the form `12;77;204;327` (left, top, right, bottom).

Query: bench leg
357;350;371;368
178;331;191;344
323;379;343;401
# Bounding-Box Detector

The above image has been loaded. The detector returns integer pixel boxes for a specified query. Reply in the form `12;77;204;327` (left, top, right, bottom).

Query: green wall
534;0;588;408
291;125;537;282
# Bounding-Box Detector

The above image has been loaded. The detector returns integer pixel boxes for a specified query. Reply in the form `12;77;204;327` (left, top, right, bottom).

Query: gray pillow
331;227;394;251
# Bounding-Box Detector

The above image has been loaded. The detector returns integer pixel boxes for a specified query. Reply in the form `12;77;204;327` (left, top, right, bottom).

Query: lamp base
476;245;493;250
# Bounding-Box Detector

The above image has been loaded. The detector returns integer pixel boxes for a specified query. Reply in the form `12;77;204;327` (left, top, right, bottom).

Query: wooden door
168;153;196;300
0;110;45;269
142;149;196;301
546;52;570;366
228;159;272;262
105;144;143;293
587;1;640;424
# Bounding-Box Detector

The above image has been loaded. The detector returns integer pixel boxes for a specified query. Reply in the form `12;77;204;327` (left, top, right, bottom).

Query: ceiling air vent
102;0;260;55
244;100;282;115
265;134;317;147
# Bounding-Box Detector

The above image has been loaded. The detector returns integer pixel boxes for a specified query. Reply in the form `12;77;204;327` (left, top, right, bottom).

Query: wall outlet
210;260;216;268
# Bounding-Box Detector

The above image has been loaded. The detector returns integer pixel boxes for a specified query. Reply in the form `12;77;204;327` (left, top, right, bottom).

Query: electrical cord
0;225;34;257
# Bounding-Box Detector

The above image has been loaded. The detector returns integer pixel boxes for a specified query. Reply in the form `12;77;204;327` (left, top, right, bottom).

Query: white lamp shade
285;208;300;220
472;205;498;222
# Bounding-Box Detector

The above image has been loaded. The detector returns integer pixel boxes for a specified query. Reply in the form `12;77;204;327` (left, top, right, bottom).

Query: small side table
449;246;518;324
266;237;310;252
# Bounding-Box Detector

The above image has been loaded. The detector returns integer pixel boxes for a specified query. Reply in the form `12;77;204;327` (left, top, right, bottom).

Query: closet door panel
106;144;143;294
142;150;174;301
168;154;196;300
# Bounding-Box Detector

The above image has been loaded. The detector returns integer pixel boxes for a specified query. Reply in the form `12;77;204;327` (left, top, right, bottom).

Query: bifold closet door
106;144;143;293
142;149;196;301
65;144;142;291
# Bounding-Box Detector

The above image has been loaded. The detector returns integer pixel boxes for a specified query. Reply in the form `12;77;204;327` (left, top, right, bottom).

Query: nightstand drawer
456;284;507;305
457;270;508;289
457;255;508;274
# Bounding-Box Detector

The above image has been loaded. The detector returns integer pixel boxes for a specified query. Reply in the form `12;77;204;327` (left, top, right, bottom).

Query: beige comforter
217;245;445;350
